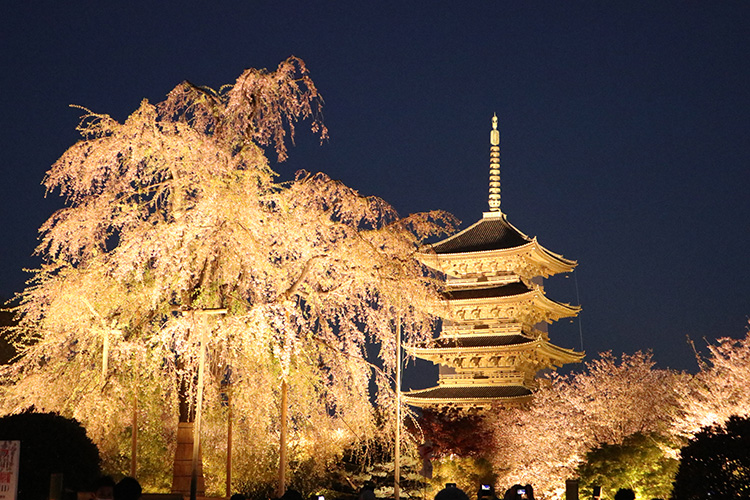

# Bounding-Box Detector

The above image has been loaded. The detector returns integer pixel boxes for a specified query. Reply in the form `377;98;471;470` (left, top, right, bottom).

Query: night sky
2;2;749;386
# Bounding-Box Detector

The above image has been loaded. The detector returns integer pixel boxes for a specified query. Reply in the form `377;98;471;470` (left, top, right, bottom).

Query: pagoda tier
403;115;583;409
408;334;583;371
442;280;580;326
416;211;575;281
402;385;533;408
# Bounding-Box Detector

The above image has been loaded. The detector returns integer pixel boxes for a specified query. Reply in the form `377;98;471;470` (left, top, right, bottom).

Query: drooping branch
282;254;327;300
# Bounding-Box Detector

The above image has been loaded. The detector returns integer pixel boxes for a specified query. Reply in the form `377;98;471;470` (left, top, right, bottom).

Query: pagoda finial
488;114;501;212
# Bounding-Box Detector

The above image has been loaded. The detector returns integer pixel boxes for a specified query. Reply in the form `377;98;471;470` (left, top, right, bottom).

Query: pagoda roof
402;384;532;407
433;334;532;348
407;336;584;366
428;213;529;254
417;212;576;278
444;281;530;300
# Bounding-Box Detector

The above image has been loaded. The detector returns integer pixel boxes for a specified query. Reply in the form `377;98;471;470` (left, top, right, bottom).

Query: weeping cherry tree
0;57;453;495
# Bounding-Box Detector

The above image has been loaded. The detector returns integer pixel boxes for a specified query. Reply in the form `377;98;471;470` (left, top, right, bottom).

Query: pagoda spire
488;114;501;212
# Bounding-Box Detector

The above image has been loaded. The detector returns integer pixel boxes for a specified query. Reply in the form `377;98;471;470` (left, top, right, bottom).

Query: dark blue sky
2;2;749;383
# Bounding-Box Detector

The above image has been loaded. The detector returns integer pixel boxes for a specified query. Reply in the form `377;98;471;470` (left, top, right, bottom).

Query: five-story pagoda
403;115;584;408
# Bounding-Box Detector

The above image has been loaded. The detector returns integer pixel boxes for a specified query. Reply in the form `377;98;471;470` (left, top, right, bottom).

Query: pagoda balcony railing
446;274;519;288
438;372;526;386
441;322;528;336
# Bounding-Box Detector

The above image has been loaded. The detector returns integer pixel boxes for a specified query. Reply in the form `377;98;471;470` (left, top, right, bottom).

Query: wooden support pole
102;329;109;380
395;313;402;500
190;322;207;500
226;387;233;498
276;379;288;498
131;392;138;477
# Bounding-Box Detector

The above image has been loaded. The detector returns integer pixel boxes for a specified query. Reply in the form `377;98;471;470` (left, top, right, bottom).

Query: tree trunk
172;373;205;496
276;379;288;498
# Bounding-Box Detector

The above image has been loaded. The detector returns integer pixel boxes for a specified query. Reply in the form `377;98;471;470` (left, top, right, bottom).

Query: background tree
488;352;684;498
671;415;750;500
0;57;453;494
0;412;100;500
673;326;750;437
409;408;496;498
0;300;16;364
560;351;682;444
413;408;493;458
489;379;586;498
577;433;679;500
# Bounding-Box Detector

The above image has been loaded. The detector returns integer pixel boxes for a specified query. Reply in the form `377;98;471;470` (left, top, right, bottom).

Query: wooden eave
536;341;585;365
402;386;533;408
402;395;532;408
445;287;581;323
407;338;583;366
417;238;576;279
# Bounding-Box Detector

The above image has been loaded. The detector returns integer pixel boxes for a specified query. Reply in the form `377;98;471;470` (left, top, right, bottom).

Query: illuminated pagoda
403;115;583;408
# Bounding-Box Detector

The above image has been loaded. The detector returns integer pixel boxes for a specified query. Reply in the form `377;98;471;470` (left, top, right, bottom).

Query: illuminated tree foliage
577;433;679;500
0;57;453;493
429;456;495;499
0;302;16;364
488;352;684;498
413;408;493;458
671;415;750;500
673;327;750;437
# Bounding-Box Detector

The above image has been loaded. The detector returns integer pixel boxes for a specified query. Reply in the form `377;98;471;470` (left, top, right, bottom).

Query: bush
0;411;100;500
577;433;679;499
671;415;750;499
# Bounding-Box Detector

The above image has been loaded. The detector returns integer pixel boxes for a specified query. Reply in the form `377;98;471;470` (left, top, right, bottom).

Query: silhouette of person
113;477;141;500
435;483;470;500
280;489;304;500
613;489;635;500
358;481;376;500
503;484;534;500
477;484;497;500
92;476;115;500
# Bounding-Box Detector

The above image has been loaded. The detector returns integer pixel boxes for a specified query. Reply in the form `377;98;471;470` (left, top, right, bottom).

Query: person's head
113;477;142;500
93;476;115;500
280;489;304;500
436;484;470;500
230;494;245;500
614;489;635;500
522;484;533;500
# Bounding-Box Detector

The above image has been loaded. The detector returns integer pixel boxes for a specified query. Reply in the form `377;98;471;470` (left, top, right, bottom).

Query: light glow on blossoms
0;57;455;494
